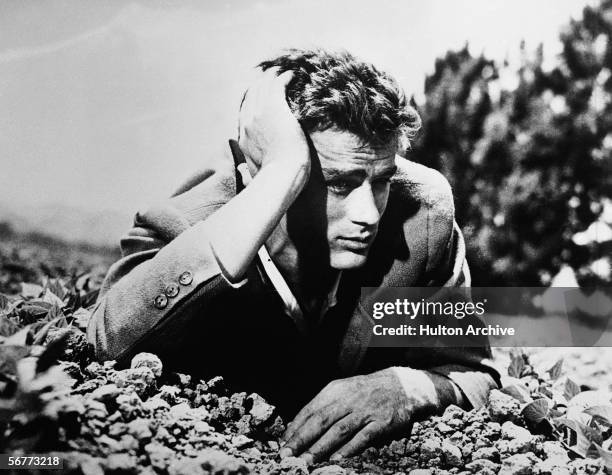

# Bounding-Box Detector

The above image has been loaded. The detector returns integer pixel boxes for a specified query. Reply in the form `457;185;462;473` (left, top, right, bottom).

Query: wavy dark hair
258;48;421;150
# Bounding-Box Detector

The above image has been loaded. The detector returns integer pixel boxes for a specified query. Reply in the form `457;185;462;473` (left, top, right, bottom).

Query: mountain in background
0;202;131;248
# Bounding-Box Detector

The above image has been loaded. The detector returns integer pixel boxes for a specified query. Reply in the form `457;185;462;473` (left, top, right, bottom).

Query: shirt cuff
209;241;249;289
428;364;499;409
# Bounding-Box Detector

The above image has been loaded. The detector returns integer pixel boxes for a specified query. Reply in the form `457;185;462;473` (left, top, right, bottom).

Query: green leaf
595;444;612;472
554;417;603;458
44;278;67;301
72;307;92;331
501;383;533;404
20;304;51;317
0;294;9;311
522;398;550;424
548;358;564;380
508;351;525;378
585;406;612;427
20;283;43;299
3;326;32;346
564;378;582;402
0;345;30;376
41;289;64;308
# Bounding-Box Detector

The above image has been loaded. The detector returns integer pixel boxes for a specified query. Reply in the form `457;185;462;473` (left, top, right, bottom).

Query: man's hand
279;368;443;464
207;68;312;282
238;68;311;181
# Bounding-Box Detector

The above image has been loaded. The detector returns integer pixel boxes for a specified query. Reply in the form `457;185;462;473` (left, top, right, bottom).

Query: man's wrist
391;367;467;418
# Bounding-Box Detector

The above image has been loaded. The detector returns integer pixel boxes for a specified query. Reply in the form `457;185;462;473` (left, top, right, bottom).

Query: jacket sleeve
404;170;500;410
87;199;240;364
418;178;500;408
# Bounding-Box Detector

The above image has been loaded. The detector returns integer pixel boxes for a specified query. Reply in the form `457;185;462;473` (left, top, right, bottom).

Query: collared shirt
216;241;341;334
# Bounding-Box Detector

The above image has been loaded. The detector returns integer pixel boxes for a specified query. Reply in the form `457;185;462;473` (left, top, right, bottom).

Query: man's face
303;129;398;270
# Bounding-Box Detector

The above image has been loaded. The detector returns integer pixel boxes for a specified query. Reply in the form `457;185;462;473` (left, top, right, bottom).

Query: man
88;49;499;463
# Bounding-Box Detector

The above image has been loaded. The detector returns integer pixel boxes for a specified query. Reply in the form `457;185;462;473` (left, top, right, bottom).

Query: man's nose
348;184;381;227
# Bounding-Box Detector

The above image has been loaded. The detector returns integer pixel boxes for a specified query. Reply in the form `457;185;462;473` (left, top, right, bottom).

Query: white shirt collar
257;244;340;331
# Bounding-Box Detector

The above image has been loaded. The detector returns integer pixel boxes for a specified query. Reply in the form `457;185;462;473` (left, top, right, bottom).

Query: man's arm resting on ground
88;70;309;362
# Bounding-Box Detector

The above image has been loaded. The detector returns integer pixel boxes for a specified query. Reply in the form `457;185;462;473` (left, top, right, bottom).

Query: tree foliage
412;0;612;286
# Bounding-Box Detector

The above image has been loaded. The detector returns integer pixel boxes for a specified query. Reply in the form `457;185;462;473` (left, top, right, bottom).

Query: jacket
87;142;500;413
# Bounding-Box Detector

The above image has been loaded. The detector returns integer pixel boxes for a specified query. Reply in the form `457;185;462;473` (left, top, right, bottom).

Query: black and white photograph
1;1;612;473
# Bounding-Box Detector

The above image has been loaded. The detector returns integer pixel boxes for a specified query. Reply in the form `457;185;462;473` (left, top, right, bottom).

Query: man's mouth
337;235;374;251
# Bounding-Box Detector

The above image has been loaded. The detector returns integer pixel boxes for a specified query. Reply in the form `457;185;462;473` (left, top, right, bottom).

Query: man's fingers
300;414;363;463
281;411;327;456
282;403;349;457
329;421;385;461
281;396;321;445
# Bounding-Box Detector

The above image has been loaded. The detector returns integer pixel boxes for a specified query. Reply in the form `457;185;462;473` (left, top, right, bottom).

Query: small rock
499;422;538;454
117;434;139;452
127;418;152;440
420;436;442;459
111;367;156;397
472;446;499;462
534;458;571;475
207;376;226;394
108;422;128;437
236;414;253;435
245;447;262;460
465;458;500;475
248;393;276;427
441;440;462;467
84;361;105;378
540;441;569;463
90;384;122;403
461;442;474;459
193;420;214;434
104;453;136;472
84;399;108;419
389;439;406;456
482;421;502;439
157;385;182;405
169;402;194;419
311;465;347;475
130;352;163;377
499;452;541;475
436;422;455;434
168;449;249;475
264;415;286;438
142;396;170;413
501;421;532;441
231;434;253;449
116;392;144;420
443;405;466;421
145;442;175;471
276;456;309;474
566;458;603;474
488;389;522;423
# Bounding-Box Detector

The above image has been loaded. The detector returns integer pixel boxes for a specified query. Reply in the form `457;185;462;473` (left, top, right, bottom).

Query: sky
0;0;590;225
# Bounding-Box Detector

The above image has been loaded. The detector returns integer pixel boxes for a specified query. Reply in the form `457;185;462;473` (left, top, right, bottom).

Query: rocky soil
2;331;612;475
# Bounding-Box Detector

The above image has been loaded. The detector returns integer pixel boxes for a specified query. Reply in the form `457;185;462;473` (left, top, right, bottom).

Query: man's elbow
86;297;123;363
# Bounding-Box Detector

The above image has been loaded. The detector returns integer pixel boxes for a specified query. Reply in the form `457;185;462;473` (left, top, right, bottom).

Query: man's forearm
207;159;308;282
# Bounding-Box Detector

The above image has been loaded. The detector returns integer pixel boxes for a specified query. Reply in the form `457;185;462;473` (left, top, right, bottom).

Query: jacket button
153;294;168;309
178;271;193;286
165;283;179;298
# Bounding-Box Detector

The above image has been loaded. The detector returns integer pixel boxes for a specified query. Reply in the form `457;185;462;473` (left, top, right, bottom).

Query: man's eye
373;177;392;188
327;180;354;194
